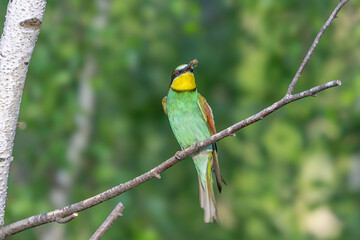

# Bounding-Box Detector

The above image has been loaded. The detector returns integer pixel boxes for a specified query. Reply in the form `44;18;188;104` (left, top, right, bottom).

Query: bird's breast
166;90;211;148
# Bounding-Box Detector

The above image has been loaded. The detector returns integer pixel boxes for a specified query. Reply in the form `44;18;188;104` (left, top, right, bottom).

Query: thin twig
286;0;350;96
55;213;78;224
90;202;124;240
0;0;350;238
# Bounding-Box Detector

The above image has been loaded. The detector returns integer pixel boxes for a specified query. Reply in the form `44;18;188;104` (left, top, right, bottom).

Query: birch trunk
0;0;47;226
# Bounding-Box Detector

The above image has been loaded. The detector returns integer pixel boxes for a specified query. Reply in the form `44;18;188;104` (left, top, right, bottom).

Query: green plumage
166;89;211;150
166;88;217;222
163;60;224;223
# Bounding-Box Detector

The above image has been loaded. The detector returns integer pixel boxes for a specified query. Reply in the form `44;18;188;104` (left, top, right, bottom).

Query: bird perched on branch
162;59;225;223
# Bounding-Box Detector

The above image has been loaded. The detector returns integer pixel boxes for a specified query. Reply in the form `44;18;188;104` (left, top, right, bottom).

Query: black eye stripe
170;66;194;81
178;67;191;75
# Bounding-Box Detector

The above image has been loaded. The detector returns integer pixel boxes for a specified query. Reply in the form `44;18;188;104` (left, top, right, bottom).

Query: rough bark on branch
90;202;124;240
0;79;342;238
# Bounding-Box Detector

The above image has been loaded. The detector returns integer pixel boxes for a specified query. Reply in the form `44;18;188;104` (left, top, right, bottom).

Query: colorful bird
162;59;225;223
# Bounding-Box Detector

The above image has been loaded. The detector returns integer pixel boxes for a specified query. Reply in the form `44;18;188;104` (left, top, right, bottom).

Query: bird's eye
175;70;179;76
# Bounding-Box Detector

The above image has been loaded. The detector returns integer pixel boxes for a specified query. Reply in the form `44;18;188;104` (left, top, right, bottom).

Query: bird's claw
195;141;202;149
175;151;182;160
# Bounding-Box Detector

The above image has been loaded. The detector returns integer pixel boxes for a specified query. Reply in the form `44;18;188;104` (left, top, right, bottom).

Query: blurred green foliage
1;0;359;239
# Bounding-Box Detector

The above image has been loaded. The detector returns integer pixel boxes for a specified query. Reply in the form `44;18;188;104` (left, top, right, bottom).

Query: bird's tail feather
194;151;217;223
198;176;217;223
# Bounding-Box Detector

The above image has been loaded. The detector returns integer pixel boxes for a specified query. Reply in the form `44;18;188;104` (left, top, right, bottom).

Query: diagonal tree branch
0;0;350;238
286;0;350;95
90;202;124;240
0;81;341;239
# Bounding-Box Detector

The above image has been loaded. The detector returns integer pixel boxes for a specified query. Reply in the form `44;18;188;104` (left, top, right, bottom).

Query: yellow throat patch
171;72;196;91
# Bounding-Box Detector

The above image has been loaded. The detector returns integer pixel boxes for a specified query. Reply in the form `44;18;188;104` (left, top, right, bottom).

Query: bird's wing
197;94;216;135
197;93;226;192
162;96;167;115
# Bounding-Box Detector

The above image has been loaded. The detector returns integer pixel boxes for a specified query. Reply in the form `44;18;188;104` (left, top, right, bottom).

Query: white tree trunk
0;0;47;226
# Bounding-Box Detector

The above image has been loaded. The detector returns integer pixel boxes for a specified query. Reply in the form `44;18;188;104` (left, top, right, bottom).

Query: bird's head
169;59;198;91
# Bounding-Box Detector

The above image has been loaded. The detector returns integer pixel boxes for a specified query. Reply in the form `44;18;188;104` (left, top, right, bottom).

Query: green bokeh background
1;0;360;239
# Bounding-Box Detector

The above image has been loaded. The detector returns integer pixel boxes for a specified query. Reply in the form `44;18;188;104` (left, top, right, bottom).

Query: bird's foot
195;141;202;149
175;151;183;160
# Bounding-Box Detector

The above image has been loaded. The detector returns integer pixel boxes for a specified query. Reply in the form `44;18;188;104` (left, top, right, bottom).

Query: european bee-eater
162;59;225;223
